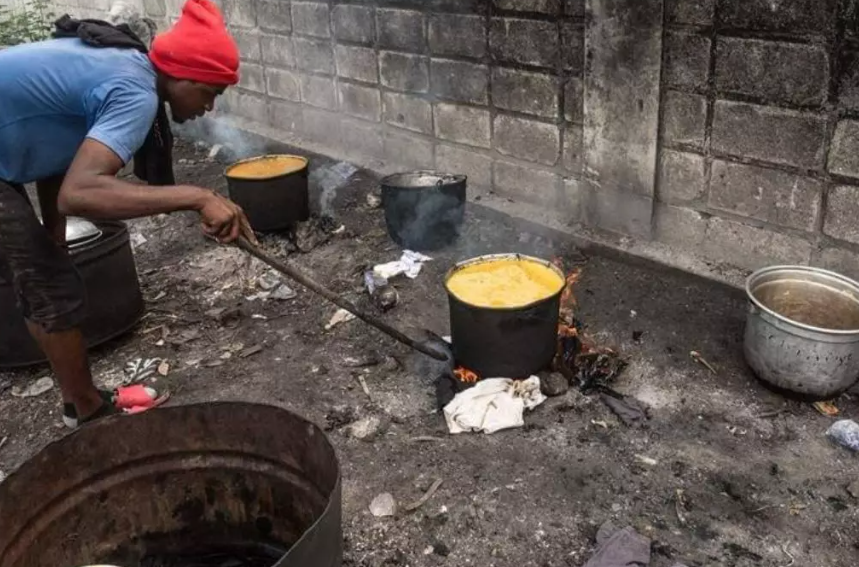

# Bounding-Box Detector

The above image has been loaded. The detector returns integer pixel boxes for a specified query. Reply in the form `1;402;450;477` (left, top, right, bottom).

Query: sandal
62;384;171;428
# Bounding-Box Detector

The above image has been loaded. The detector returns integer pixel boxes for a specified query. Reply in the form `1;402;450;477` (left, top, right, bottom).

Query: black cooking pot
0;220;144;368
381;171;466;251
225;154;310;232
445;253;564;378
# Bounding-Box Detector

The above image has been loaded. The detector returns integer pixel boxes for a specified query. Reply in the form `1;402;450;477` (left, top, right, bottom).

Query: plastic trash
826;419;859;452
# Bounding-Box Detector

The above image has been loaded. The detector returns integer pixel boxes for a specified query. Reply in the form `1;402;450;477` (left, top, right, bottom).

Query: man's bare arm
57;138;255;243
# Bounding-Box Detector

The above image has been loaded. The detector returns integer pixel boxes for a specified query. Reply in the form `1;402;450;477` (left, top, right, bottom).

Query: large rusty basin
0;402;342;567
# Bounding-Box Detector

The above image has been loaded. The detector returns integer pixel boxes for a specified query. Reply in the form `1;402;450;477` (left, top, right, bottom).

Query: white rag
443;376;546;434
373;250;432;280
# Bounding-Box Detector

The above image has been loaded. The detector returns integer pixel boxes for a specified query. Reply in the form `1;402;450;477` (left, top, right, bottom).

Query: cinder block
340;119;384;162
293;37;335;75
269;99;303;132
704;216;813;269
712;101;827;169
338;82;382;121
429;14;487;58
563;125;583;174
261;34;295;68
222;0;256;28
811;247;859;282
827;120;859;179
434;103;491;148
715;37;829;106
824;185;859;244
490;17;558;69
838;39;859;112
494;114;560;165
561;22;584;72
430;59;489;104
662;90;706;148
299;75;336;109
666;0;714;25
493;161;561;208
709;160;821;231
562;178;586;222
266;68;301;101
291;1;330;38
435;144;493;188
335;45;378;84
563;0;584;17
380;52;429;93
659;150;706;203
238;63;265;94
231;28;261;62
333;4;375;45
492;67;559;119
143;0;166;18
493;0;560;14
564;77;583;123
230;90;268;124
717;0;836;35
664;31;710;90
384;130;434;169
654;204;708;249
257;0;291;33
383;92;433;134
301;107;340;146
377;8;426;52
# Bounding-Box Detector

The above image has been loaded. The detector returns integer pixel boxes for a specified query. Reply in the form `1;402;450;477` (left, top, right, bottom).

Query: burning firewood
453;366;479;384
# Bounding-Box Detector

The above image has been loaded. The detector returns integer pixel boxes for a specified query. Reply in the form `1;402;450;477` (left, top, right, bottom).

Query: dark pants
0;180;86;332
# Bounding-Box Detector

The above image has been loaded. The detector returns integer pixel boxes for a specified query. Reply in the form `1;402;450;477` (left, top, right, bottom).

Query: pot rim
380;170;467;189
745;264;859;336
444;252;566;311
224;153;309;181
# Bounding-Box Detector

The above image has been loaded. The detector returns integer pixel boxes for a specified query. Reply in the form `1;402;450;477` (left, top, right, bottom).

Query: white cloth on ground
373;251;432;280
443;376;546;434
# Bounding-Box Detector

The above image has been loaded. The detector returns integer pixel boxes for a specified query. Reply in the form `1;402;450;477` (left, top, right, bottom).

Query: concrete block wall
18;0;859;278
657;0;859;276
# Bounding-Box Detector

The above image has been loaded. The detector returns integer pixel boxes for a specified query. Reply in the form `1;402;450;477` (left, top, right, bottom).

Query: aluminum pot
0;402;342;567
225;154;310;232
0;220;144;368
744;265;859;400
445;253;563;378
381;171;466;251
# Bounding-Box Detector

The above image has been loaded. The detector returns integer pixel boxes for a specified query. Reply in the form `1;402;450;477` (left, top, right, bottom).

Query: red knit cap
149;0;240;86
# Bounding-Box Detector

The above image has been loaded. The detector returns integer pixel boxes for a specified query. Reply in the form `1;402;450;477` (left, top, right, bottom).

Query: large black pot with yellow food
0;219;144;368
444;253;565;378
225;154;310;232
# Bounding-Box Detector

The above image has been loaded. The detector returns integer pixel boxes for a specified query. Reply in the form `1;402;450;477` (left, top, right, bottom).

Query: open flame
453;366;479;384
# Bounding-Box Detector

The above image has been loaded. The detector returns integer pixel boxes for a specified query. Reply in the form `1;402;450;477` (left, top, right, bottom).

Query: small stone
540;372;569;397
370;492;397;517
847;480;859;499
373;285;399;311
366;193;382;208
258;271;282;291
346;416;384;440
270;284;297;301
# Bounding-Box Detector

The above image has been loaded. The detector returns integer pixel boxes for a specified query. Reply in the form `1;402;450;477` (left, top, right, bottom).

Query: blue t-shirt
0;37;158;184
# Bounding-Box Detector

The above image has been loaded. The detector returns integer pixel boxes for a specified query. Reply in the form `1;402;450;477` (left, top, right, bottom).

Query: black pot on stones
0;402;342;567
0;220;144;368
225;155;311;232
381;171;466;251
445;253;564;379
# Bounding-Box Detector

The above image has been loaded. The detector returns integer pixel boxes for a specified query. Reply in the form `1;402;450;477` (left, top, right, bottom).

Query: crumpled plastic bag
443;376;546;434
373;250;432;280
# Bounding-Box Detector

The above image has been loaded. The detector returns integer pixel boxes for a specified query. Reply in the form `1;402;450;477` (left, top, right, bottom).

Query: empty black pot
225;154;310;232
445;254;564;378
381;171;466;251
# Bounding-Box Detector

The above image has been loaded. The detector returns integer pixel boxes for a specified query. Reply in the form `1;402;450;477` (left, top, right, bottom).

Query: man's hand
197;190;257;244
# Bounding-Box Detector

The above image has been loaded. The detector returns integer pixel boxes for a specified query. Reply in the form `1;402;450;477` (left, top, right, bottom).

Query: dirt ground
1;138;858;567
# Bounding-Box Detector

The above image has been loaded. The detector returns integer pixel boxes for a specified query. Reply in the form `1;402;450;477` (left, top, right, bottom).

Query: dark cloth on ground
0;180;86;332
599;392;649;428
53;14;175;186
